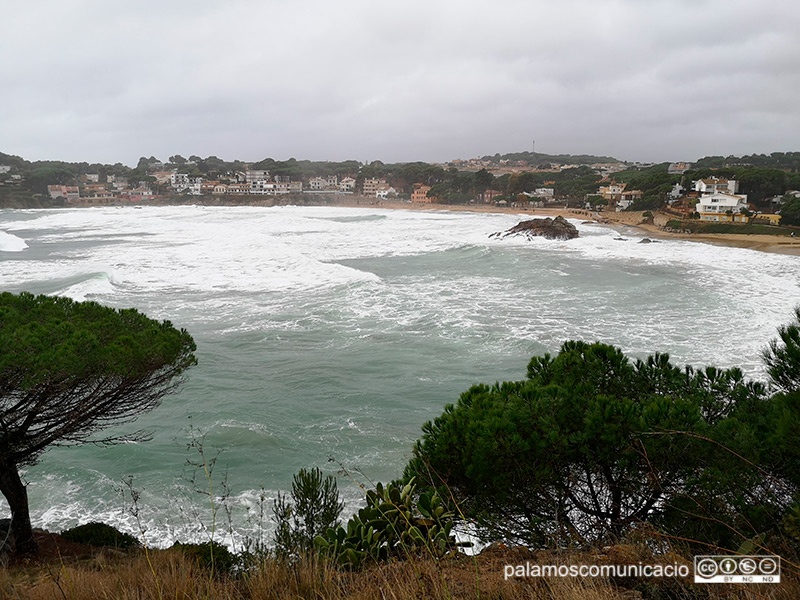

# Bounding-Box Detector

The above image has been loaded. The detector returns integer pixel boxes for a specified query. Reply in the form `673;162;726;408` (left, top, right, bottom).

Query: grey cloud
1;0;799;164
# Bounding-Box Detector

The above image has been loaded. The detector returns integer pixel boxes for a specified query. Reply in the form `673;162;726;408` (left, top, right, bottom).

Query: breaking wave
0;230;27;252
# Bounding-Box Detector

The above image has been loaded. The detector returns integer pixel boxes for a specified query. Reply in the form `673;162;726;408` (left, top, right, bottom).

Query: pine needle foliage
0;292;196;555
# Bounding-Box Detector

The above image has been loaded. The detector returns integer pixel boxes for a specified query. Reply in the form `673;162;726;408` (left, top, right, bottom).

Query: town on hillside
1;151;799;228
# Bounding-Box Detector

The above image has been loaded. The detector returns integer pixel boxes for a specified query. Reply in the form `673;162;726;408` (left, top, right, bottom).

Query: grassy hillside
2;532;796;599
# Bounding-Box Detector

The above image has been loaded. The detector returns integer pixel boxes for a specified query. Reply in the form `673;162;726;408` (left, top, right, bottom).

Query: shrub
60;522;140;549
272;467;344;559
170;541;238;574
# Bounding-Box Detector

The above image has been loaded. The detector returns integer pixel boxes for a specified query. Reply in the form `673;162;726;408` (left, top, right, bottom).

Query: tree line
405;314;800;556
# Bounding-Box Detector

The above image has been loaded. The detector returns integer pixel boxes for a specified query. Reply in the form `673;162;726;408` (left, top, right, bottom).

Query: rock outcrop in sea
490;215;579;241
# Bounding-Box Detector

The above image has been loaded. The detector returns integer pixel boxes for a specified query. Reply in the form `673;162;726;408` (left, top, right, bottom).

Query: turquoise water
1;205;798;547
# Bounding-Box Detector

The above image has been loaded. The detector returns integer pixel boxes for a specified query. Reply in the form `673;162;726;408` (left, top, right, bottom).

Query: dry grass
0;543;797;600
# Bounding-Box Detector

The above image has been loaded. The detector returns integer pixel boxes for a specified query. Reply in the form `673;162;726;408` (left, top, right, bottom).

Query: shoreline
25;197;800;256
305;198;800;257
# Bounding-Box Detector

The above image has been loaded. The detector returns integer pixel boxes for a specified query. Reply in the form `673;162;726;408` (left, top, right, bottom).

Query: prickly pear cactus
314;479;457;568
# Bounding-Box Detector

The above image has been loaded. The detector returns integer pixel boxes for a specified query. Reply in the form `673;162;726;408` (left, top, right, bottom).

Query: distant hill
693;152;800;171
0;151;28;169
479;151;622;166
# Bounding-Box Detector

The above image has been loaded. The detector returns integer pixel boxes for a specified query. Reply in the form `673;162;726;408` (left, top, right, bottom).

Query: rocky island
490;215;579;241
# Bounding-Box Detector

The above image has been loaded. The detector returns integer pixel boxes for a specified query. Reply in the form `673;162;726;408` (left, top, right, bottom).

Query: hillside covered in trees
2;150;800;210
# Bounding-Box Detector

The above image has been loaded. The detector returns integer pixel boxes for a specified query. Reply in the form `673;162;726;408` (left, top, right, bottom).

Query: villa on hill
598;182;643;211
695;193;749;222
689;176;779;224
693;177;739;196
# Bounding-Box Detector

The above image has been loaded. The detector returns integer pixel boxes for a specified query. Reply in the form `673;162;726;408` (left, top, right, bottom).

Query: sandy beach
326;198;800;257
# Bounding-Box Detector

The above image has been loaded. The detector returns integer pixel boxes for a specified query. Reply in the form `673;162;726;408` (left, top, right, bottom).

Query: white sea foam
0;230;27;251
7;204;789;371
53;270;120;301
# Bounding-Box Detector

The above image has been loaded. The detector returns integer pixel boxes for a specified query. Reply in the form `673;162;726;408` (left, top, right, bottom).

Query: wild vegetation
479;150;620;167
665;219;793;235
10;544;797;600
608;163;681;210
404;316;800;565
775;195;800;225
693;152;800;171
2;294;800;596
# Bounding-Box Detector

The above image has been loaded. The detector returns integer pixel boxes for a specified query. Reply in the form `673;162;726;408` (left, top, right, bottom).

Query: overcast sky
2;0;799;166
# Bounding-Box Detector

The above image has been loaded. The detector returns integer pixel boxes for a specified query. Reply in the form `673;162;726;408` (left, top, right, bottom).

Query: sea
0;204;798;549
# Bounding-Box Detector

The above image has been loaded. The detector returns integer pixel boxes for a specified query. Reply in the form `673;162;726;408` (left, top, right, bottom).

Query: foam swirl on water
0;230;27;252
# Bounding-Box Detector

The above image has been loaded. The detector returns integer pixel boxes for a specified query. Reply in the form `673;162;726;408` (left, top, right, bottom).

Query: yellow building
752;213;782;226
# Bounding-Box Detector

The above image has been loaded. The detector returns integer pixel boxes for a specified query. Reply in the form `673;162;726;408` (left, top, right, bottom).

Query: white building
171;172;190;191
696;193;749;222
768;190;800;206
669;183;685;202
693;177;739;196
308;177;327;191
375;184;397;199
245;170;270;184
250;180;303;194
616;198;634;211
188;179;203;195
522;188;555;201
309;175;341;191
128;186;154;199
251;180;271;194
339;177;356;193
